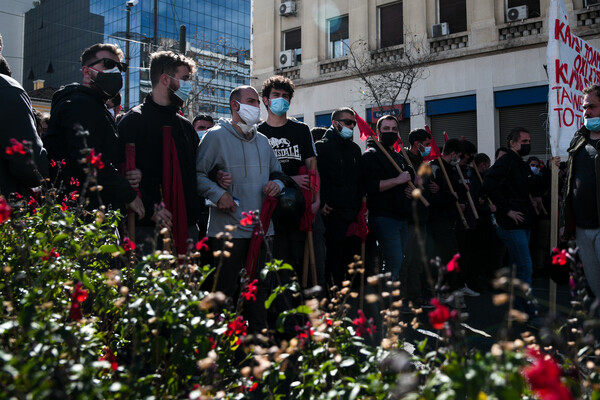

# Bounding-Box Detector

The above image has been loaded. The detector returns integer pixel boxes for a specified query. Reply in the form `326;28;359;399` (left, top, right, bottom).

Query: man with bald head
196;85;284;331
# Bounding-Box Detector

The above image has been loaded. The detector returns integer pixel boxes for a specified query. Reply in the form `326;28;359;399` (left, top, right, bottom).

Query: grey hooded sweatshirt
196;118;283;238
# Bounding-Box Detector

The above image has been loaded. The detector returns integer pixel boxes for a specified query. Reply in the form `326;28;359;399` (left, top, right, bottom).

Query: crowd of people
1;39;599;334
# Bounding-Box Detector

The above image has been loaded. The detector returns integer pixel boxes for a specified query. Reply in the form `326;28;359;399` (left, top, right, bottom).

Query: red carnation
551;248;569;266
0;196;12;224
446;253;460;272
123;237;136;252
226;316;248;337
240;211;254;227
5;138;28;155
241;279;258;302
429;298;450;329
86;149;105;169
99;347;119;371
68;282;88;321
523;349;573;400
195;236;210;251
352;309;376;337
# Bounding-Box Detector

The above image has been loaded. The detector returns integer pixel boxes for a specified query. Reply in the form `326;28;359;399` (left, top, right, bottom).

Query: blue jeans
495;226;536;315
370;216;408;280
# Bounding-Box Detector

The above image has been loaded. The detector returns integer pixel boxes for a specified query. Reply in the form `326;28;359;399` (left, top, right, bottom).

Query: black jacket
44;83;136;211
315;126;362;222
117;94;200;226
428;158;464;224
0;74;47;196
360;139;413;220
481;150;533;229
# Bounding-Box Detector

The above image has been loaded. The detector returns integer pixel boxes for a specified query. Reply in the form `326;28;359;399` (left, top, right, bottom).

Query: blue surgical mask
530;166;540;175
269;97;289;116
169;77;192;102
339;126;354;139
585;117;600;132
420;146;431;157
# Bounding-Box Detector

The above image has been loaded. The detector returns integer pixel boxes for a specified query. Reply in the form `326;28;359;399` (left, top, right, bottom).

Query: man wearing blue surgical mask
118;51;201;253
315;107;362;288
561;84;600;303
258;76;320;283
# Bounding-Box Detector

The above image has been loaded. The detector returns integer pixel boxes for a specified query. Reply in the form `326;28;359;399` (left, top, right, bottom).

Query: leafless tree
346;36;431;118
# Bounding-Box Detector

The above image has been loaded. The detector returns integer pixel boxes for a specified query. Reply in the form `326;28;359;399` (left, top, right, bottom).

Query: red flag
393;136;404;153
443;132;449;142
354;111;376;141
162;126;189;255
298;166;319;232
423;126;442;162
345;201;369;243
245;195;279;278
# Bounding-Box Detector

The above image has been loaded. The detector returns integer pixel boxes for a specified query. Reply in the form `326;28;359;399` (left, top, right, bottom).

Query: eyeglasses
86;58;128;72
335;119;356;126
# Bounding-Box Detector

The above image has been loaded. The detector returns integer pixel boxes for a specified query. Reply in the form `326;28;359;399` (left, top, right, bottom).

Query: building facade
0;1;38;84
252;0;600;159
23;0;251;118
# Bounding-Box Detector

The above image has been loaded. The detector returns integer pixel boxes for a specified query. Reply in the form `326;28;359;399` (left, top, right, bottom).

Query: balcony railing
498;18;543;41
319;57;348;75
429;32;469;53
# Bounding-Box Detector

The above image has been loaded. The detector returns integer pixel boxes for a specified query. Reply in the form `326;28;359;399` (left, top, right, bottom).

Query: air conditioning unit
507;5;528;22
279;1;296;16
279;50;297;68
432;22;449;38
585;0;600;7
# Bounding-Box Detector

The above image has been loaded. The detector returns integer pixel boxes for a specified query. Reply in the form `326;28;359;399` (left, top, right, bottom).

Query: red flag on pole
443;131;449;142
423;125;443;162
354;111;376;141
393;136;404;153
162;126;189;255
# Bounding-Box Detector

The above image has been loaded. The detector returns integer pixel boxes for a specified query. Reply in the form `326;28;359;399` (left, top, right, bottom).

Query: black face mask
91;72;123;99
518;144;531;157
380;131;398;148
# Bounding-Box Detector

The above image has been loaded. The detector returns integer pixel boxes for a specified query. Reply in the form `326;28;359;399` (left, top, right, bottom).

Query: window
284;28;301;63
507;0;540;19
438;0;467;34
379;2;403;48
328;15;349;58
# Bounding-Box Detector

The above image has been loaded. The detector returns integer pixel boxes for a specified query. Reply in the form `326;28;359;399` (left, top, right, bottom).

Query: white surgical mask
236;100;261;126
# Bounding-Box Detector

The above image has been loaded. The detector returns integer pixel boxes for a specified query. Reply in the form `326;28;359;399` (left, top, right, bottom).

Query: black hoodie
44;83;136;212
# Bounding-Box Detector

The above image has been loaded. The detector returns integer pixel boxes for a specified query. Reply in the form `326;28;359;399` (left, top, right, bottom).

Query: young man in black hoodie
360;115;413;280
44;43;144;218
118;51;200;253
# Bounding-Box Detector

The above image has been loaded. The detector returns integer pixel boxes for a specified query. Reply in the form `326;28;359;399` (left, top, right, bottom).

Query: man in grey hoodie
196;85;283;331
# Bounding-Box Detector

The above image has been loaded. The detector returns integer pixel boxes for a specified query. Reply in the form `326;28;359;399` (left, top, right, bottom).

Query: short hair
0;55;11;76
149;51;196;86
311;126;327;142
261;75;294;100
526;156;540;165
81;43;124;67
583;84;600;100
193;114;214;125
376;115;399;132
495;146;508;159
507;126;530;146
408;128;431;145
331;107;355;122
442;138;461;155
460;139;476;156
473;153;490;166
229;85;258;104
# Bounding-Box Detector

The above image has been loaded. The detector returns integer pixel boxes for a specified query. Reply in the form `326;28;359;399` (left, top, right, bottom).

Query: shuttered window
430;111;478;150
379;2;403;48
498;103;549;159
439;0;467;34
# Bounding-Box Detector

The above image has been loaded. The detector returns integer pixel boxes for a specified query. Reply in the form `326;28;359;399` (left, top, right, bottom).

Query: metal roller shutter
498;103;550;160
430;111;478;150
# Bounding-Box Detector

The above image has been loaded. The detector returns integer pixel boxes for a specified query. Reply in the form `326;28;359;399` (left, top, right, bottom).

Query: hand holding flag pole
443;131;479;220
424;126;469;229
355;112;429;207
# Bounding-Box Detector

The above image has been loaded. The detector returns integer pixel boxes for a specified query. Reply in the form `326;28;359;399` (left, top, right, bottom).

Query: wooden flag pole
549;157;559;315
471;161;496;209
455;165;479;220
370;138;430;207
437;157;469;229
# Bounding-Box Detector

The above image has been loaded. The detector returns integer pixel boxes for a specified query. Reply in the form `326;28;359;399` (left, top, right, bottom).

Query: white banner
547;0;600;157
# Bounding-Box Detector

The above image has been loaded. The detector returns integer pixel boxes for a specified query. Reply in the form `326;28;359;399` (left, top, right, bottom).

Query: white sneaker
459;284;480;297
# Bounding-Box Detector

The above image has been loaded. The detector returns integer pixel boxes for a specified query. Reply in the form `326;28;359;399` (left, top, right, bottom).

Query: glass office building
24;0;251;118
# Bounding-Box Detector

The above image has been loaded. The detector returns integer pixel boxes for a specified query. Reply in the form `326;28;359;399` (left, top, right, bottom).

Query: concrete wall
0;2;34;84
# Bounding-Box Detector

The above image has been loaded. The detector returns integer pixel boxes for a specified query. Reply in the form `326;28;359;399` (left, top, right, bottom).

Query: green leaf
294;305;312;315
100;244;119;253
52;233;69;243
